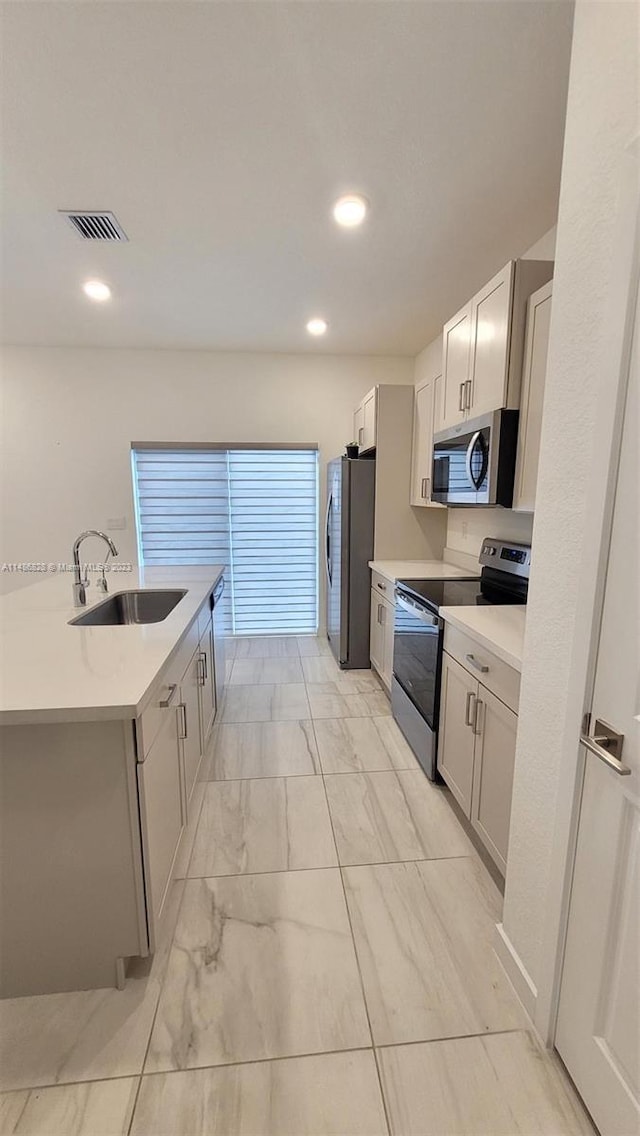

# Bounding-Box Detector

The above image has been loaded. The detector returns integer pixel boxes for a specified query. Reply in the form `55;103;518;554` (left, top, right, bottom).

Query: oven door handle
395;593;440;627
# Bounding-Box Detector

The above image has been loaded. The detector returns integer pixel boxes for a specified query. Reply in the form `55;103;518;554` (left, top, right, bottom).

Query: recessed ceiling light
333;194;368;228
306;317;328;336
82;279;111;302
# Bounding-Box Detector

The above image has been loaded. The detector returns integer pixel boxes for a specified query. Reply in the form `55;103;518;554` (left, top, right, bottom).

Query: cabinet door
137;707;184;928
468;261;513;418
410;379;435;506
381;597;395;690
362;388;377;451
354;404;365;449
179;648;204;815
442;303;472;429
437;652;477;816
199;620;216;744
470;686;518;874
513;281;553;512
369;589;385;676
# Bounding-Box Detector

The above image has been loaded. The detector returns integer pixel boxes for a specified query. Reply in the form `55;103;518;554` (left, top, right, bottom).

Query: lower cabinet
197;618;217;746
438;653;477;815
137;705;184;929
470;688;518;874
438;647;518;875
370;587;394;690
179;647;204;814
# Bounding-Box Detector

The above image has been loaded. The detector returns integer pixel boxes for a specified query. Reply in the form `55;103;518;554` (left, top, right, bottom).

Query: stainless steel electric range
391;537;531;780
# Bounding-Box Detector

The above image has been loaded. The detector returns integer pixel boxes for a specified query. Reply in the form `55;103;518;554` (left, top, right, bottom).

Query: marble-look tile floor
0;636;594;1136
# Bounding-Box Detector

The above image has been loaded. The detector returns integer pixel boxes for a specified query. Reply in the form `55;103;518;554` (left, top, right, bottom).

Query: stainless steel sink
69;589;187;626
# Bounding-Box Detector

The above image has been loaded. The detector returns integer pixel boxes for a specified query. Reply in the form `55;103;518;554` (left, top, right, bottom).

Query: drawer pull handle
160;683;178;707
464;690;476;727
466;653;489;674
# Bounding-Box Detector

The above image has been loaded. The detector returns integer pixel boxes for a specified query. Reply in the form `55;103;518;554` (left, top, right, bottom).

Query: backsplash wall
446;507;534;559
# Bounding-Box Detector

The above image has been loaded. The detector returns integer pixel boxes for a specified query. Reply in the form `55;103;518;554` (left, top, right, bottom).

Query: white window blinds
132;447;318;635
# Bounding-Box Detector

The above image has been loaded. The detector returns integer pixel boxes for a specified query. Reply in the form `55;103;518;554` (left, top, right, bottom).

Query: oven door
393;591;442;729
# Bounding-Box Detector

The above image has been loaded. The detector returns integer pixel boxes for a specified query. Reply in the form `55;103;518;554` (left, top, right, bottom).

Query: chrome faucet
72;530;119;607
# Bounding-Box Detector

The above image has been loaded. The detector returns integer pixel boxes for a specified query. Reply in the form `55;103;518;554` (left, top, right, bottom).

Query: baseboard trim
494;922;538;1022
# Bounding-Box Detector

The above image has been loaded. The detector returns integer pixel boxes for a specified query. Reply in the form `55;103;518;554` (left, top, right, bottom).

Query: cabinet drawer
443;624;520;713
371;570;394;603
136;617;201;759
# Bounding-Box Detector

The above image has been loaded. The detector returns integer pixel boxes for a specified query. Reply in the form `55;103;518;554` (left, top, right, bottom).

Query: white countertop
439;604;526;672
0;566;224;724
369;560;479;583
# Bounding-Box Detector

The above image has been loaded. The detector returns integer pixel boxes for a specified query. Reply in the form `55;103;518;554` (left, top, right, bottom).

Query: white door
513;280;553;512
410;379;434;505
555;291;639;1135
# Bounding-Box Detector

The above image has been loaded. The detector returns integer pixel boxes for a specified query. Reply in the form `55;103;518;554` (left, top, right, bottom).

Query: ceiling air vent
59;211;128;241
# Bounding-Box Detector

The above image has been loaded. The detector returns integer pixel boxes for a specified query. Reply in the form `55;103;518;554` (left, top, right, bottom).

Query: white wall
501;0;637;1018
0;349;445;619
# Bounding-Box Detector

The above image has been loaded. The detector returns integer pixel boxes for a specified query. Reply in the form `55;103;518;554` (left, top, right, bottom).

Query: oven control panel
479;538;531;578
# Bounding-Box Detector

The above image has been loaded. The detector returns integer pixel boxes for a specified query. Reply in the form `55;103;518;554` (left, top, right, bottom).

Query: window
132;446;318;635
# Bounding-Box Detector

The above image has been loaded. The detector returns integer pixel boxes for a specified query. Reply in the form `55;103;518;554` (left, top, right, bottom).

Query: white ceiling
1;0;573;355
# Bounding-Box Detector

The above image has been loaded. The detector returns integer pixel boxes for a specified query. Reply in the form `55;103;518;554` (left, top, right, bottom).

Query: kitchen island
0;566;224;998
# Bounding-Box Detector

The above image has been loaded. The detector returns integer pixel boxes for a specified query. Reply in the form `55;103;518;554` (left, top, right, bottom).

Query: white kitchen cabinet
438;652;477;815
441;303;473;429
467;261;513;419
353;403;365;448
513;280;553;512
179;646;205;816
137;705;184;927
198;617;217;744
362;388;377;451
440;259;553;430
470;687;518;875
369;586;394;691
438;633;520;875
354;387;378;452
410;376;443;507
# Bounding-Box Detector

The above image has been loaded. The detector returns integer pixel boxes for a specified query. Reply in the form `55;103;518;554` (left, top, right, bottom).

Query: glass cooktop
397;575;527;614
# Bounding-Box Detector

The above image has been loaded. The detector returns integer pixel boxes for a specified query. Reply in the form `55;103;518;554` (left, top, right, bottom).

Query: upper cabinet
513;280;553;512
354;387;378;452
410;374;444;508
441;303;473;429
440;259;553;431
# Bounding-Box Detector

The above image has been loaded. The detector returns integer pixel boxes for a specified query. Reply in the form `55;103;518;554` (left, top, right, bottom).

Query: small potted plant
345;441;359;459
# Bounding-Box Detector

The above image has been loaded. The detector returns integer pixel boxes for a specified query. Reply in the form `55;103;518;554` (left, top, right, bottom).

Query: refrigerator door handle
325;491;332;585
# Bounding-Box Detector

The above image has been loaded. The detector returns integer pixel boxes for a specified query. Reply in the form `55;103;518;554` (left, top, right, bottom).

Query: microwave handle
465;430;489;490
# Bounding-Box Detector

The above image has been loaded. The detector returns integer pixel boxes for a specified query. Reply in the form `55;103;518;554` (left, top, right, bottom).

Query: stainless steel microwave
432;409;519;507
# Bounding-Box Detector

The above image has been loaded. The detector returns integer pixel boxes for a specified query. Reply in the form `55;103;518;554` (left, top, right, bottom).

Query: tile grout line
180;855;474;882
0;1028;536;1098
308;706;391;1136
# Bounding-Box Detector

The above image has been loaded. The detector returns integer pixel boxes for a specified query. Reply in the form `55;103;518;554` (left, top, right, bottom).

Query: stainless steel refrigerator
325;457;376;669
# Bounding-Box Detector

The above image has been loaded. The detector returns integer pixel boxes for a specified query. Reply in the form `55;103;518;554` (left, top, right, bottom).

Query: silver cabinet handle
473;698;483;736
160;683;178;707
202;649;208;681
421;476;430;499
177;702;188;739
197;654;206;686
359;426;364;445
466;652;489;674
464;690;476;727
459;382;466;412
376;581;387;591
465;379;472;410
